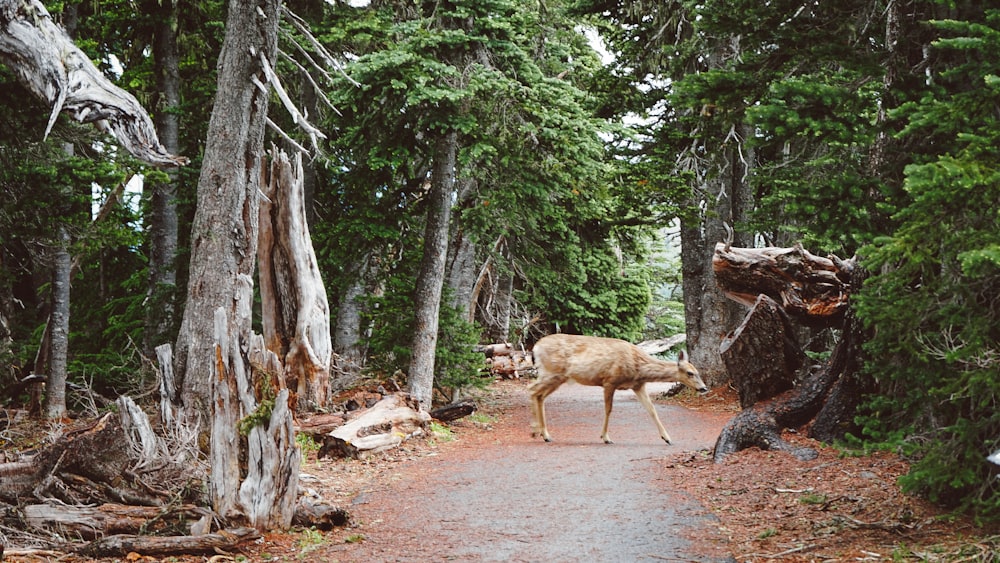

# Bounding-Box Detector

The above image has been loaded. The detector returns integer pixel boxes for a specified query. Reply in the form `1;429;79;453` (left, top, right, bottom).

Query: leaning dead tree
0;0;186;167
711;242;868;462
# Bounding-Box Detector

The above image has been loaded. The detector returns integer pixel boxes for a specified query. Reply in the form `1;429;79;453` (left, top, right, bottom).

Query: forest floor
4;378;999;562
255;379;995;562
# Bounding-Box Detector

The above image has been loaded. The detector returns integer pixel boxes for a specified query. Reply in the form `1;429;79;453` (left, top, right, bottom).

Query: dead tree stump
720;295;805;408
711;243;868;462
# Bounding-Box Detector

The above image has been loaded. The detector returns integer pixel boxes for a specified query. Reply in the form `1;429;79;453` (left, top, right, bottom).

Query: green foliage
364;270;486;396
854;9;1000;522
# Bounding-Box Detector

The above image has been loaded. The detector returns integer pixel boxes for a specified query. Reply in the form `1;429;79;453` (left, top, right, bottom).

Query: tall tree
173;0;300;528
144;0;182;355
174;0;281;422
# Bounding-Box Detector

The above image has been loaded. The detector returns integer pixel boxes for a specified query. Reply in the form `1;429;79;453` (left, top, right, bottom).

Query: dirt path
296;381;735;562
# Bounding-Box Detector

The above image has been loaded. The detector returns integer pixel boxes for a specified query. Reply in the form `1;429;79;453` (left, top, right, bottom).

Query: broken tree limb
0;0;187;167
713;243;855;325
636;334;687;356
321;393;430;459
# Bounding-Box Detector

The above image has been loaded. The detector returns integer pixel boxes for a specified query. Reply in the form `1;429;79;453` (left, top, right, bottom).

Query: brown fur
529;334;708;444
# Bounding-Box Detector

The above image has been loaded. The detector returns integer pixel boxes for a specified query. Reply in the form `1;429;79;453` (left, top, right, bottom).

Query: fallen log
319;393;430;459
77;527;261;558
430;400;477;422
22;503;210;539
713;242;855;325
296;412;347;437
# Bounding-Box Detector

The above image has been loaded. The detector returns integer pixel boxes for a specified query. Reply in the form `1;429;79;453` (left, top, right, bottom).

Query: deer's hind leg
633;383;672;444
529;375;567;442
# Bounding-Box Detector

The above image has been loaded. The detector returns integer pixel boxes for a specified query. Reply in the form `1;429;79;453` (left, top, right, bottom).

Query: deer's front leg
633;384;671;444
601;385;616;444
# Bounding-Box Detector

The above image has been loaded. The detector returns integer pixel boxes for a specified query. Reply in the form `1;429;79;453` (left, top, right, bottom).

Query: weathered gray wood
324;394;430;459
155;343;177;426
78;527;261;557
0;0;186;167
209;310;299;530
259;149;332;412
22;503;209;538
636;334;687;356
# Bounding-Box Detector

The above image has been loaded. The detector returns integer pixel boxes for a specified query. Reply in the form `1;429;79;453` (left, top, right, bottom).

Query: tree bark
408;130;458;411
720;294;804;409
43;223;70;419
171;0;299;530
174;0;281;426
332;253;371;391
258;149;332;413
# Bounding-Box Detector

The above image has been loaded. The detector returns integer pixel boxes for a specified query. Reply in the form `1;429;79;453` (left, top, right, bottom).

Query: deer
528;334;708;445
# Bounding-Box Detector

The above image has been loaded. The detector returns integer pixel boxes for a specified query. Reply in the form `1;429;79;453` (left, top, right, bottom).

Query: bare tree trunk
332;255;370;391
172;0;297;530
144;0;181;356
44;224;70;419
175;0;280;423
680;167;747;389
408;130;458;411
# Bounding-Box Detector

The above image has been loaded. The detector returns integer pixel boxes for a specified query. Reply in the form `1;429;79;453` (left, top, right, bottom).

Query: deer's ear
678;350;688;362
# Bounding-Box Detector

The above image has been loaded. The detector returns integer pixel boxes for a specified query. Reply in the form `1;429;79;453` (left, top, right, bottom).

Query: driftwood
259;149;332;412
0;0;186;167
320;393;430;459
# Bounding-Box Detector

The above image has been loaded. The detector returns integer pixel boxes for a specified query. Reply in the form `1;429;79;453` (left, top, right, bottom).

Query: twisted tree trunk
712;244;867;462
